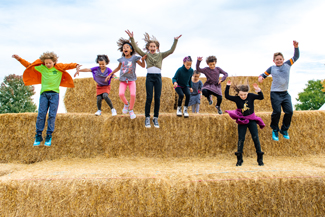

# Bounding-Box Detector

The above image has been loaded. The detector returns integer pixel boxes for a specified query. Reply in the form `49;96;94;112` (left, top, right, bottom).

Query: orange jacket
19;58;78;88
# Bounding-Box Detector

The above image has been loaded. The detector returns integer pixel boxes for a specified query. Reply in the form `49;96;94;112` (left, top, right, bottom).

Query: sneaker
152;117;160;128
95;110;101;116
280;130;290;139
272;130;279;141
183;106;189;118
209;96;213;105
33;134;43;146
44;134;52;147
129;110;136;119
216;105;223;114
176;106;182;117
145;117;151;128
122;104;129;114
111;108;117;116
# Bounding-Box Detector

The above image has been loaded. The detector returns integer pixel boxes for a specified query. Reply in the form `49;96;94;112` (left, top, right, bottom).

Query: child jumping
258;40;299;141
225;79;265;166
196;56;228;114
105;38;146;119
125;30;182;128
188;70;203;113
12;52;80;147
172;56;193;118
74;55;117;116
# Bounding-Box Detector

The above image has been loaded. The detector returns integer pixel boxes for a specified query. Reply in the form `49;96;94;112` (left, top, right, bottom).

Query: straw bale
64;77;175;115
1;111;325;163
1;156;325;216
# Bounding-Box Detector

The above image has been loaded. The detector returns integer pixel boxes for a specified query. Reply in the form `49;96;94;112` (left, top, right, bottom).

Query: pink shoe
122;104;129;114
129;110;136;119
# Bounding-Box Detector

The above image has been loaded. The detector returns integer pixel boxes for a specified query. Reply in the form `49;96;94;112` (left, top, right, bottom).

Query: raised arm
161;35;181;59
225;81;237;102
285;41;300;66
12;55;31;68
252;83;264;100
126;30;146;57
196;57;205;73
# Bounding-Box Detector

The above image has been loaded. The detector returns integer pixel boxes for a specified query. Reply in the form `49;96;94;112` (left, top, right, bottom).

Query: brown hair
273;52;284;60
143;32;160;52
231;77;250;95
117;38;136;56
39;51;58;63
206;56;217;64
193;70;200;75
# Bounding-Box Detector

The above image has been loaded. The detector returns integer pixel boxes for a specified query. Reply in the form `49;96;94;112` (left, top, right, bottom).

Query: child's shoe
129;110;136;119
33;134;43;146
280;130;290;139
209;96;213;105
216;105;223;114
145;117;151;128
235;152;243;166
183;106;189;118
44;134;52;147
111;108;117;116
152;117;160;128
122;104;129;114
176;106;182;117
272;130;279;141
257;152;264;166
95;110;101;116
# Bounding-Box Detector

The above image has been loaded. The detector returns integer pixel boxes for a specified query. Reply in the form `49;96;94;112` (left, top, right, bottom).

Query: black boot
257;152;264;166
235;152;243;166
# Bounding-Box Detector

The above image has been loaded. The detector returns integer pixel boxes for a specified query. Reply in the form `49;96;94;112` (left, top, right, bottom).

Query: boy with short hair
12;52;80;147
258;40;299;141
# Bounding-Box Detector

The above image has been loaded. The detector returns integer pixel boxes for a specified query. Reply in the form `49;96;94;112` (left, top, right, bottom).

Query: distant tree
0;74;37;114
295;79;325;110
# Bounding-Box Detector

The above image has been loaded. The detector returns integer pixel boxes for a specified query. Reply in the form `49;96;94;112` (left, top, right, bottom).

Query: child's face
273;55;284;66
98;60;107;70
44;59;55;69
208;61;216;70
123;44;132;57
192;74;200;81
183;61;192;70
149;42;157;54
238;91;248;100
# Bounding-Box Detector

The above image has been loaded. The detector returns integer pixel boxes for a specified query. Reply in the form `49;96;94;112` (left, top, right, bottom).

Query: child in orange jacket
12;52;80;147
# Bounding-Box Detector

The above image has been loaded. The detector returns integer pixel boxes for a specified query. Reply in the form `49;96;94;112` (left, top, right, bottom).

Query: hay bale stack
1;111;325;163
64;77;175;114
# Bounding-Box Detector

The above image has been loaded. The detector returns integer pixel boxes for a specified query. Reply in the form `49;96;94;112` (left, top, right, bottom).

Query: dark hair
273;52;284;60
117;38;136;56
183;56;192;63
143;32;160;52
96;55;109;64
230;77;250;95
193;70;200;75
206;56;217;64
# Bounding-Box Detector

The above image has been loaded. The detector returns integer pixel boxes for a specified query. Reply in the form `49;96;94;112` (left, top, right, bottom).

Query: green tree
295;79;325;110
0;74;37;114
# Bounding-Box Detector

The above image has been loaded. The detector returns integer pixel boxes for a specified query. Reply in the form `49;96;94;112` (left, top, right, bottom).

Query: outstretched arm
12;54;31;68
136;55;147;68
125;30;146;57
74;67;90;77
225;80;237;101
105;63;122;82
196;57;205;73
161;35;181;59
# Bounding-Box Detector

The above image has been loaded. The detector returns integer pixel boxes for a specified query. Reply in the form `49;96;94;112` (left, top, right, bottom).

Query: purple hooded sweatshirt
226;109;265;129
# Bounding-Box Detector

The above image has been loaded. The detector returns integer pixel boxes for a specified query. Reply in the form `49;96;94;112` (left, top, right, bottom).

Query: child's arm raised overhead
105;63;122;82
225;80;237;102
285;40;300;66
252;83;264;100
196;57;205;73
161;35;182;59
125;30;146;57
137;55;147;68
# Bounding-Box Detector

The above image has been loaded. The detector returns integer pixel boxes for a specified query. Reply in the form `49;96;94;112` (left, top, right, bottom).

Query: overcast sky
1;0;324;112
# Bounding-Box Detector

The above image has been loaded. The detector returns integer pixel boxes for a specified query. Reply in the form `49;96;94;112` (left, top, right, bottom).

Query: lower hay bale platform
1;156;325;216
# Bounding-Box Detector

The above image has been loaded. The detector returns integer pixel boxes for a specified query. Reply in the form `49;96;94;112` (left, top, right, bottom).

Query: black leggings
237;120;262;153
175;87;191;107
202;89;222;106
97;93;113;110
145;74;162;118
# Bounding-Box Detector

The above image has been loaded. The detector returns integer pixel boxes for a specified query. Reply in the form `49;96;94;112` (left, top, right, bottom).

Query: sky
0;0;324;112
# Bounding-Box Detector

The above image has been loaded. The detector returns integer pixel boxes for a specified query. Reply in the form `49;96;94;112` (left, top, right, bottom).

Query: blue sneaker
33;134;43;146
272;130;279;141
44;135;52;147
280;130;290;139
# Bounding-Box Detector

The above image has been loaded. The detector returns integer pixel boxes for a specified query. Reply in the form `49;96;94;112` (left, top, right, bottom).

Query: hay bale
64;77;175;115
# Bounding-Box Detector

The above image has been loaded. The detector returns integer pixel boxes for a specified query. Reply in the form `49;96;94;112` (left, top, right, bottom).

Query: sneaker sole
154;125;160;128
145;125;151;128
130;116;136;119
184;116;189;118
177;114;182;117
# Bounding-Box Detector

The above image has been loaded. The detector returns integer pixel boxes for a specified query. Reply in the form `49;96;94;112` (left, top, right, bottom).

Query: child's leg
153;75;162;118
247;121;262;153
270;92;282;131
183;87;191;107
36;93;50;135
237;124;248;153
196;104;200;113
280;92;293;131
97;94;103;110
46;92;59;136
145;75;155;117
102;93;114;109
202;89;211;101
119;82;128;105
175;87;185;106
128;81;136;110
216;94;222;107
192;105;196;113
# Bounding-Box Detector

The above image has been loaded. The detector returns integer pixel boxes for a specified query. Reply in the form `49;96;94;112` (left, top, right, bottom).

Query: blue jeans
36;91;59;135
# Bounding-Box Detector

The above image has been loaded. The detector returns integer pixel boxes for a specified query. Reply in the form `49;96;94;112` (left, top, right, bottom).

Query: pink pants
119;81;136;110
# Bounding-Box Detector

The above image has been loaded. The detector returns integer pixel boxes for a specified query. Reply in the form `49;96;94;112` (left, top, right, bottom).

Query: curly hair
206;56;217;64
39;51;59;63
273;52;284;60
117;38;136;56
96;55;110;64
230;77;250;95
143;32;160;52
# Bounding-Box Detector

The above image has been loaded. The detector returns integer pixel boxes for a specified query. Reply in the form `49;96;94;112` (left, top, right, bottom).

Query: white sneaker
129;110;136;119
176;106;182;117
95;110;101;116
122;104;129;114
111;108;117;116
183;106;189;118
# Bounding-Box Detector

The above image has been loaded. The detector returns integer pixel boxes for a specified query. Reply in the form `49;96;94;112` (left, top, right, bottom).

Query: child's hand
197;57;203;61
190;88;193;93
105;75;112;82
293;40;299;48
258;76;264;83
174;35;182;40
74;65;81;77
227;80;231;86
141;55;147;61
173;82;178;88
125;30;134;38
253;83;261;92
218;80;222;85
74;71;79;77
12;54;21;60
